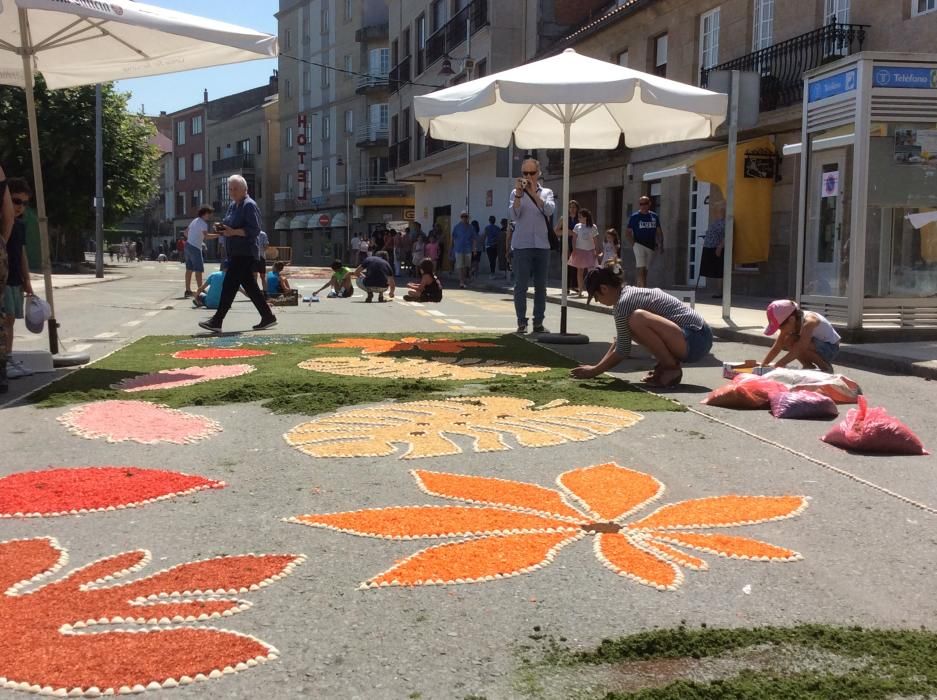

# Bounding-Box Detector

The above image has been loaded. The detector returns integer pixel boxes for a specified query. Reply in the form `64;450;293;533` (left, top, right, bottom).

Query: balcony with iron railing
424;0;489;70
396;137;411;168
388;55;411;92
356;72;390;94
212;153;255;173
356;178;408;197
355;123;389;147
701;21;869;112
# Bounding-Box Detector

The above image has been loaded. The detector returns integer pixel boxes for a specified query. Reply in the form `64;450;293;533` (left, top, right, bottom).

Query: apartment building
168;101;207;236
275;0;409;266
386;0;607;267
547;0;937;309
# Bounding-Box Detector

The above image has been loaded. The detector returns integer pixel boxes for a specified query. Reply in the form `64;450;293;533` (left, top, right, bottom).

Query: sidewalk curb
470;277;936;381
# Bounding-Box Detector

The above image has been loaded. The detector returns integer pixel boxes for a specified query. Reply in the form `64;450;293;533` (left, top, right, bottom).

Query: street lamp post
337;136;352;264
439;9;475;217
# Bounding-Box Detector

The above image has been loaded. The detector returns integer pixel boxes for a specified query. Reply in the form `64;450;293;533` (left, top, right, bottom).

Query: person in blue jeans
198;175;275;333
483;215;500;276
508;158;555;334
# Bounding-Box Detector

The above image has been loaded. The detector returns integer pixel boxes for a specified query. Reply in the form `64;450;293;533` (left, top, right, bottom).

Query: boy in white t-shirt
184;206;214;298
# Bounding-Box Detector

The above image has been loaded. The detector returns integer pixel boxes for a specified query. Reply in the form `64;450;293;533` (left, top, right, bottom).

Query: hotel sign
296;113;308;200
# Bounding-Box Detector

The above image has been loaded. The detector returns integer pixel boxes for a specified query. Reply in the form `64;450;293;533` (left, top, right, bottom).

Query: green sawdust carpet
30;333;681;416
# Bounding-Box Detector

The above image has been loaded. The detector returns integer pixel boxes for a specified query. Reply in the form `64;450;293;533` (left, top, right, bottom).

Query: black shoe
516;323;528;334
252;316;277;331
378;294;385;302
533;325;546;333
184;290;194;298
365;293;373;303
198;318;222;333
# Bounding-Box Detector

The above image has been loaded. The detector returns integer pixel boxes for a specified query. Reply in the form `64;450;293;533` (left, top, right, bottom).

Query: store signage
807;69;856;103
403;209;416;221
296;113;308;200
873;66;937;89
318;213;331;227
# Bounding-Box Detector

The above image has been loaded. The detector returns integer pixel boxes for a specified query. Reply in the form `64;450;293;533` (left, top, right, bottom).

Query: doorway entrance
805;147;848;296
433;205;451;272
686;178;711;285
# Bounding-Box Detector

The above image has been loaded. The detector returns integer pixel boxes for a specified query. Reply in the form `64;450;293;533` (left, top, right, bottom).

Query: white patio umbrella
415;48;727;341
0;0;277;357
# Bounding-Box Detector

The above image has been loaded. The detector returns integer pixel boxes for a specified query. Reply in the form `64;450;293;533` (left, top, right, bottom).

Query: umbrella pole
539;117;588;345
19;8;59;356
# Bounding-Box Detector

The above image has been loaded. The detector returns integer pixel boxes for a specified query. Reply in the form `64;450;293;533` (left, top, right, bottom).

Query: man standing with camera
508;158;555;334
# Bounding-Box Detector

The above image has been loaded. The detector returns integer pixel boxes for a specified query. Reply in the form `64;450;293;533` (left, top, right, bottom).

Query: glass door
687;178;710;285
805;147;847;296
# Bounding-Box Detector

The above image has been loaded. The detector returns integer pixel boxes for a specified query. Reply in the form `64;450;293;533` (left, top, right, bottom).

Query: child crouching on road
404;258;443;302
313;260;354;299
762;299;840;372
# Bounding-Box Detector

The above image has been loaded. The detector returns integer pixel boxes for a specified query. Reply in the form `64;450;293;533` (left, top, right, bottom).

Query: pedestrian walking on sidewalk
572;267;713;388
568;208;601;297
198;175;276;333
451;212;474;289
626;195;664;288
483;216;500;276
699;201;726;298
184;206;213;298
508;157;555;334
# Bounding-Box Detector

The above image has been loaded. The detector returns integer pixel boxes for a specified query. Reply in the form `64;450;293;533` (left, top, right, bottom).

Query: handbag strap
522;188;551;234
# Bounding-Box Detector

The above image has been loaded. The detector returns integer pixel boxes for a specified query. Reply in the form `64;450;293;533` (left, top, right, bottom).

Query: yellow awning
692;136;777;265
355;196;415;207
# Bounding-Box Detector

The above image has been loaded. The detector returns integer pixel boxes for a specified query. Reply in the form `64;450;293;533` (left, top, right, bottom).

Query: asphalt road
2;262;936;699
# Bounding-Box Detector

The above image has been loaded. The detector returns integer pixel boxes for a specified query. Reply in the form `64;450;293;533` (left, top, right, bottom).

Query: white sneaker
7;360;34;378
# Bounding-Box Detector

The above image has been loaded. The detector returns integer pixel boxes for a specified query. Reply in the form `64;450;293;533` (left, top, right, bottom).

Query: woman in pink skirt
568;208;601;296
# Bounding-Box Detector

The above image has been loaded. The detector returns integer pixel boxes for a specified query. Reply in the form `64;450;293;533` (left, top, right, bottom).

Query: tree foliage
0;76;160;261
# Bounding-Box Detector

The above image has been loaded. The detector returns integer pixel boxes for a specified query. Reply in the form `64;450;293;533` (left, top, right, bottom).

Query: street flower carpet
1;334;934;698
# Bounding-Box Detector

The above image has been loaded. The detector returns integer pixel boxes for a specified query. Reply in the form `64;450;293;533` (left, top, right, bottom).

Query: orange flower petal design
315;337;499;355
365;532;581;587
415;340;499;353
316;338;410;353
412;470;585;522
594;533;682;590
651;532;803;561
643;539;708;570
628;495;808;531
289;506;580;539
557;463;664;522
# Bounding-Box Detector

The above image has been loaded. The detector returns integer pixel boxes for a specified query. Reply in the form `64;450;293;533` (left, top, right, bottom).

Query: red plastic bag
770;390;839;420
702;379;788;409
821;396;928;455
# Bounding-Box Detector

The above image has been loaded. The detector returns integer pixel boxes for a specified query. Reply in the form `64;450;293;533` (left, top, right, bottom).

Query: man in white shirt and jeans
184;206;213;298
508;158;555;334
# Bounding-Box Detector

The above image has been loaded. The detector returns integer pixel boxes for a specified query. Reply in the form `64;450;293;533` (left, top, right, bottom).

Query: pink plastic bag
821;396;928;455
770;391;839;420
702;379;787;410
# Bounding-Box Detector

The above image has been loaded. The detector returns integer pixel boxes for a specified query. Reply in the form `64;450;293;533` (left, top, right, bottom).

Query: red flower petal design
289;506;580;539
557;463;664;521
0;537;67;595
0;537;304;695
366;532;582;587
0;467;225;518
171;349;273;361
594;532;682;590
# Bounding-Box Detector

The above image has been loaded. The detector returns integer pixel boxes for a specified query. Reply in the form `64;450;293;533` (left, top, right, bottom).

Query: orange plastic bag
821;397;928;455
702;379;788;410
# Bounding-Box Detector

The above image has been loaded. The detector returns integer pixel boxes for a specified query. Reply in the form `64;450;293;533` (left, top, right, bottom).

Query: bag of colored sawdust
821;396;928;455
701;379;788;410
770;390;838;420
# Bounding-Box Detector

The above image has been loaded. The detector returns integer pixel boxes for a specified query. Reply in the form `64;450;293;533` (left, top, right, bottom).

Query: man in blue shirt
626;195;664;288
508;158;555;333
198;175;276;333
451;211;475;289
483;215;500;277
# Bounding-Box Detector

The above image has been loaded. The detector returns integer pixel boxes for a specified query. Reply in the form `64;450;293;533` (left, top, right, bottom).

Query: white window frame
824;0;849;24
370;47;390;75
345;109;354;134
321;5;329;33
177;156;186;181
302;69;310;92
192;153;203;172
285;79;292;99
191;115;203;135
655;34;668;74
752;0;773;50
617;50;629;67
344;54;353;76
913;0;937;16
322;164;330;191
175;120;186;146
345;0;353;21
284;28;292;50
286;126;294;149
322;114;331;140
699;7;720;73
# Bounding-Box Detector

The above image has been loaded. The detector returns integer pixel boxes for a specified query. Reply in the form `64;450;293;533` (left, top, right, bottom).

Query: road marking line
408;302;424;307
433;319;450;325
446;319;466;325
426;310;446;317
415;310;430;317
124;320;143;327
70;344;92;353
94;332;119;339
144;310;160;317
448;325;463;330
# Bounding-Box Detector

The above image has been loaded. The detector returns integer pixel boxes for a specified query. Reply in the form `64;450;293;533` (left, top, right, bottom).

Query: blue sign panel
873;66;937;89
807;69;857;103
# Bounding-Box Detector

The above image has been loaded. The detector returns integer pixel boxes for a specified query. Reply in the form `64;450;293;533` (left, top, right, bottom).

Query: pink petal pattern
58;401;222;445
113;364;256;393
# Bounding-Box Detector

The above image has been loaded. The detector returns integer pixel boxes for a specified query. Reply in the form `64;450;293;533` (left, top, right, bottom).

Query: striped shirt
614;287;707;357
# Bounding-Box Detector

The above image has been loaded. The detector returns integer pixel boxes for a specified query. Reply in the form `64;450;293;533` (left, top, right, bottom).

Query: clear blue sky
116;1;278;115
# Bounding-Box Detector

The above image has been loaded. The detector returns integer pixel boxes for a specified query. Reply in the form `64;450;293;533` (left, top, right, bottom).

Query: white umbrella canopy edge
1;0;278;89
414;49;728;336
1;0;278;356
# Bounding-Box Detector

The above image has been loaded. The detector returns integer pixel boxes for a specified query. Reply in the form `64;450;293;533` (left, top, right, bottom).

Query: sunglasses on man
12;197;29;206
522;170;538;176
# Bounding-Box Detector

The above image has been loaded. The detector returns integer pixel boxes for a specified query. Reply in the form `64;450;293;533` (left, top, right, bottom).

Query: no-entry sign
318;214;331;227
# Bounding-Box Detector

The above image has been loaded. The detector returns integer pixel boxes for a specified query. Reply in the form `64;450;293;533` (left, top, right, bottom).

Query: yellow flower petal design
298;355;549;381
